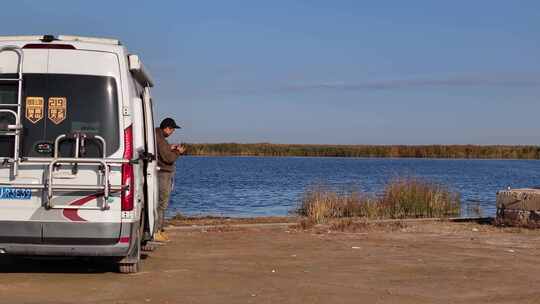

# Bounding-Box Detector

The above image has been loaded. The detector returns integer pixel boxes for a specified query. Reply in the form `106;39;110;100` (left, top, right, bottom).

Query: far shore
185;143;540;160
181;154;540;161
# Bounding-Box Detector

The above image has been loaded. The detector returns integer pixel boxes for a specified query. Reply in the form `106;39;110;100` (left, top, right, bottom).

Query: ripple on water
168;156;540;218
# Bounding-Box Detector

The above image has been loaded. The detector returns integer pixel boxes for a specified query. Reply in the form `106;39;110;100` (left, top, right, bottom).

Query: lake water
169;156;540;218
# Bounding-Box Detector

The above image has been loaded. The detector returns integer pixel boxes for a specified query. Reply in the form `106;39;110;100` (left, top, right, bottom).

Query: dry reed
297;178;461;223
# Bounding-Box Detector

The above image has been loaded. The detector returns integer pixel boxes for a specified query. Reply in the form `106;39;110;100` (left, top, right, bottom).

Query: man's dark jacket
155;128;180;173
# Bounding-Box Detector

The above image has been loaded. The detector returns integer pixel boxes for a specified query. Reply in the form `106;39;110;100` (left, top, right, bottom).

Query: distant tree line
184;143;540;159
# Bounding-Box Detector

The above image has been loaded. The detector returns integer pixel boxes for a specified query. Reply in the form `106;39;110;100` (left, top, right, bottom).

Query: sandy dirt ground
0;220;539;304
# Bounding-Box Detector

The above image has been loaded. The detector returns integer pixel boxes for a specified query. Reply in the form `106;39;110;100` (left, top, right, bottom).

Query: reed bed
187;143;540;159
297;178;461;223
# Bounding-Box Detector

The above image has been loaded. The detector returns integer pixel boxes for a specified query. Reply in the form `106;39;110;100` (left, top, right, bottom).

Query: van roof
0;35;120;45
0;34;154;87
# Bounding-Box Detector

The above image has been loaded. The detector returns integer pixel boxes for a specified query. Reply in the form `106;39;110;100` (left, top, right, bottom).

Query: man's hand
171;144;186;155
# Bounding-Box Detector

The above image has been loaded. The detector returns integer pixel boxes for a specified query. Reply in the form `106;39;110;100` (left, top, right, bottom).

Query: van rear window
0;74;120;158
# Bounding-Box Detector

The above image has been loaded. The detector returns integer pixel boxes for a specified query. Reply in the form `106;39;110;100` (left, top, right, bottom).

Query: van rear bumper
0;221;133;257
0;243;129;256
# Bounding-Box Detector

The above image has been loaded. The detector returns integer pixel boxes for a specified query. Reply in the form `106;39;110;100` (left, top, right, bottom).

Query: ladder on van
0;45;24;177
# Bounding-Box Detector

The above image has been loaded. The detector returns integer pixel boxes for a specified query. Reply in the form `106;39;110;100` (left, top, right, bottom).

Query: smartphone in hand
171;143;186;154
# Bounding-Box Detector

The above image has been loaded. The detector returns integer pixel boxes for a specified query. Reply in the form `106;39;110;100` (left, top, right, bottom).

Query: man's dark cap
160;118;181;129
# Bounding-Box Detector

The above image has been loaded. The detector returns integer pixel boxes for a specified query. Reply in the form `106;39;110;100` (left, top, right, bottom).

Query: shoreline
166;215;496;231
181;154;540;161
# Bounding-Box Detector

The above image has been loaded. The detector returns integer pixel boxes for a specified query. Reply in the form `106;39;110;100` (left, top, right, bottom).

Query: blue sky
3;1;540;144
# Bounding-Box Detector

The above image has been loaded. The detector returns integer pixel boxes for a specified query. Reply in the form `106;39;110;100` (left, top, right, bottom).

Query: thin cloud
207;73;540;97
281;74;540;92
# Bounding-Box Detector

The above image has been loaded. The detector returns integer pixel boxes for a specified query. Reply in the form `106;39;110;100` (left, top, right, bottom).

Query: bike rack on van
42;132;129;210
0;45;24;177
0;132;130;211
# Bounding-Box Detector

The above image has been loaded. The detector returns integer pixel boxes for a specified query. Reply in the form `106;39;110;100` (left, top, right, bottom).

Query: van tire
139;206;154;251
118;245;141;274
119;262;139;274
139;205;155;252
141;242;155;252
117;223;142;274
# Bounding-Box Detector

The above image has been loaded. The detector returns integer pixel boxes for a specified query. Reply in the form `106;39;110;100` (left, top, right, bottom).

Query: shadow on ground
0;254;148;274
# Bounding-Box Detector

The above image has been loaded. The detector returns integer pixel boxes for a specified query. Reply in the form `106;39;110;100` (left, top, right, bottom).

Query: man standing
154;118;185;242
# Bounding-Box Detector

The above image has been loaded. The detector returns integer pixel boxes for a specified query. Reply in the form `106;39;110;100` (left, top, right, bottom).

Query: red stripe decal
62;193;103;222
119;237;130;243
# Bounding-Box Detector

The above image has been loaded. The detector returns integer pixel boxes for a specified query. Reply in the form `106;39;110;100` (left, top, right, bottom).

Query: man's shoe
153;231;169;243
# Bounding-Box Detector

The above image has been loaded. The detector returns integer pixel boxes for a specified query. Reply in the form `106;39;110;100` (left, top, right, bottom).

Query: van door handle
141;152;156;161
131;152;156;164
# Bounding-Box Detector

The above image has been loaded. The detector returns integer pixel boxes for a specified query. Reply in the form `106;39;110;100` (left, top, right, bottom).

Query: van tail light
121;126;134;211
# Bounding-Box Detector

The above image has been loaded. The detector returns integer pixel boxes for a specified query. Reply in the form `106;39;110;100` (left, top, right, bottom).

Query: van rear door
39;72;122;244
0;49;125;245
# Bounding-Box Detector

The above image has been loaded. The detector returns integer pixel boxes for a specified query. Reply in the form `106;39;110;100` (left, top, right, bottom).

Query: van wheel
138;208;154;252
118;245;141;273
119;262;139;274
117;223;142;274
141;242;155;252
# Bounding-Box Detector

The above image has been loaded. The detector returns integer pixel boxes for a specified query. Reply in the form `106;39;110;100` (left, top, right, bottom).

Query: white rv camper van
0;35;159;273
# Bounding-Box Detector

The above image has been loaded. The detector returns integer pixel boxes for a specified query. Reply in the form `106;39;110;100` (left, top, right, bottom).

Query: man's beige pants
157;171;173;232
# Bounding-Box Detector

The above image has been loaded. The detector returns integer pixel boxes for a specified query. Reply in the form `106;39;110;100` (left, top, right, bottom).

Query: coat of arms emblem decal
48;97;67;125
25;97;44;124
